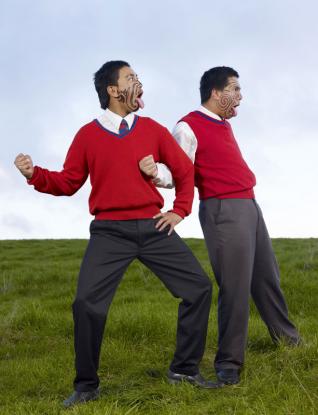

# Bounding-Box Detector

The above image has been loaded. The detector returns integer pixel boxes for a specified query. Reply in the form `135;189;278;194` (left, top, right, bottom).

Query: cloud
1;0;318;238
1;214;33;234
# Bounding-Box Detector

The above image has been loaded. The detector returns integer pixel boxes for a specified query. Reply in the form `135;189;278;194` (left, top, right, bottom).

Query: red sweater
180;111;256;200
28;116;194;220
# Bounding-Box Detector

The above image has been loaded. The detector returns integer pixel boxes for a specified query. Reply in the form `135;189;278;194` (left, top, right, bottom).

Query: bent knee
195;275;213;299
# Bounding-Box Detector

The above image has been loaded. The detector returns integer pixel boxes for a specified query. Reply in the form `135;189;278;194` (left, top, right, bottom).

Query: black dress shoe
216;369;240;385
63;388;100;408
167;369;222;389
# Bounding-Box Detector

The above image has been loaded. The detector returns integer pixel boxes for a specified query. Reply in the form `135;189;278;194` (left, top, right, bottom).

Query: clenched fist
139;154;158;179
14;153;34;179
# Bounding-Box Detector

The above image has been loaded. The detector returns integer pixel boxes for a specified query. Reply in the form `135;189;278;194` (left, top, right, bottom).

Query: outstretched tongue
136;96;145;109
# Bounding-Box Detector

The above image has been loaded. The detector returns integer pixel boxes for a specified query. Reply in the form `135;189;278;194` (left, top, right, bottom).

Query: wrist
150;166;158;180
169;208;185;220
26;166;38;183
25;170;34;179
151;166;158;179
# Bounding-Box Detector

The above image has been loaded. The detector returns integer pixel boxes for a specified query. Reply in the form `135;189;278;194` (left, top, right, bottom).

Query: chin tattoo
217;91;235;119
116;82;141;111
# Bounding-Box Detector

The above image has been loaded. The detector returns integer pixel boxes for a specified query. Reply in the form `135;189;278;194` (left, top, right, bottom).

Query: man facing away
139;66;300;385
14;61;222;408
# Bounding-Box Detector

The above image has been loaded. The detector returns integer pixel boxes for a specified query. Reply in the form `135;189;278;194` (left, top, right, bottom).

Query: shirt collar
101;108;135;131
197;105;222;121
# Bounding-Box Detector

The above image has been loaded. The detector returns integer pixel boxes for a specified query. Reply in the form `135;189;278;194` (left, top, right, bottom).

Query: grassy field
0;238;317;415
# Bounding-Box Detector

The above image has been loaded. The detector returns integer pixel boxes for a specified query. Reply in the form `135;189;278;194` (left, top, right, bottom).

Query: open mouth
136;90;144;109
232;103;239;116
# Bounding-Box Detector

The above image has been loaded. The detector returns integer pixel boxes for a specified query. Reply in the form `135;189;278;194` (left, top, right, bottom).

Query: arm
157;127;195;218
152;163;175;189
139;122;197;188
15;130;88;196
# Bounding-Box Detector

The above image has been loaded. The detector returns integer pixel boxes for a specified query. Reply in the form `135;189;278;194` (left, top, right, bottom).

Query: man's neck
108;103;131;118
199;104;222;121
202;102;222;118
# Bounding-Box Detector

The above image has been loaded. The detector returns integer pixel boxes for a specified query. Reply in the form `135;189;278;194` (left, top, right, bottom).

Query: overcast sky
1;0;317;239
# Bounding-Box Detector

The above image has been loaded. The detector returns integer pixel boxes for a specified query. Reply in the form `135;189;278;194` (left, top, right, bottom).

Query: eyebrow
125;73;138;78
226;82;241;89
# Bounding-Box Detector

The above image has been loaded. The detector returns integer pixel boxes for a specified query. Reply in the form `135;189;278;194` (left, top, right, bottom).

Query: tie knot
119;119;129;135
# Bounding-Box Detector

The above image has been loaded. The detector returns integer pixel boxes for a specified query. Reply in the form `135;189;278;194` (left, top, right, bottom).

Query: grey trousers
199;198;299;371
73;219;212;391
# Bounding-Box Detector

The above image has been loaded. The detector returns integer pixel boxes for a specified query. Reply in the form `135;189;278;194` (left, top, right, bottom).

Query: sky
1;0;318;239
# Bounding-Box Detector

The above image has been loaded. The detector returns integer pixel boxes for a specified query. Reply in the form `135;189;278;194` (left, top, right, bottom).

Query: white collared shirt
153;106;221;188
97;108;135;133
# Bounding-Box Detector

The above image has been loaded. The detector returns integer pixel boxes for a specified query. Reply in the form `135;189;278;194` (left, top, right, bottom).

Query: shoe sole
218;378;240;385
63;394;100;408
168;377;222;389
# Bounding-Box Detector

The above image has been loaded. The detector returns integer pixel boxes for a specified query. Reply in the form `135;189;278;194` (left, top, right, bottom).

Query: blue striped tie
119;119;129;135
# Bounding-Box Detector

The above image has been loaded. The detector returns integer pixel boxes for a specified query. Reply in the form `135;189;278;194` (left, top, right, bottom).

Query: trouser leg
73;220;137;392
251;203;300;343
199;199;258;371
137;219;212;376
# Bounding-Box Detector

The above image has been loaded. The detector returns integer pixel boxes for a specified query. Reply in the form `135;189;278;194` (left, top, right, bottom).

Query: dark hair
94;60;130;109
200;66;239;104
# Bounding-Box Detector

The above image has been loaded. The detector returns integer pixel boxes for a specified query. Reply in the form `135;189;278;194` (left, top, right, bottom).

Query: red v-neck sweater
181;111;256;200
28;116;194;220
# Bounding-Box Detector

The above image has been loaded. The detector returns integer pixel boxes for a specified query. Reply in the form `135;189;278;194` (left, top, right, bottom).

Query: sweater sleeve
27;129;88;196
158;128;194;218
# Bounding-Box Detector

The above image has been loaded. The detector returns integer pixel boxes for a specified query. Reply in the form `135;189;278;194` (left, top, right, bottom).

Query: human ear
107;85;118;98
211;89;221;100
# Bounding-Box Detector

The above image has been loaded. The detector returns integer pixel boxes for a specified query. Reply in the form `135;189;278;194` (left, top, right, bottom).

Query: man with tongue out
140;66;300;385
14;60;222;408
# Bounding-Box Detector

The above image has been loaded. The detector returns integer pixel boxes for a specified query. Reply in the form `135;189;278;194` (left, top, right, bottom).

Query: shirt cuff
152;163;164;183
152;163;174;188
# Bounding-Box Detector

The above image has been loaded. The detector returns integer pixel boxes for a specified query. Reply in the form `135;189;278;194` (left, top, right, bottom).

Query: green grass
0;238;317;414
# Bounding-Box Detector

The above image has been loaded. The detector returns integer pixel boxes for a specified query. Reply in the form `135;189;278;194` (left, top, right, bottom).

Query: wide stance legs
73;219;212;391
